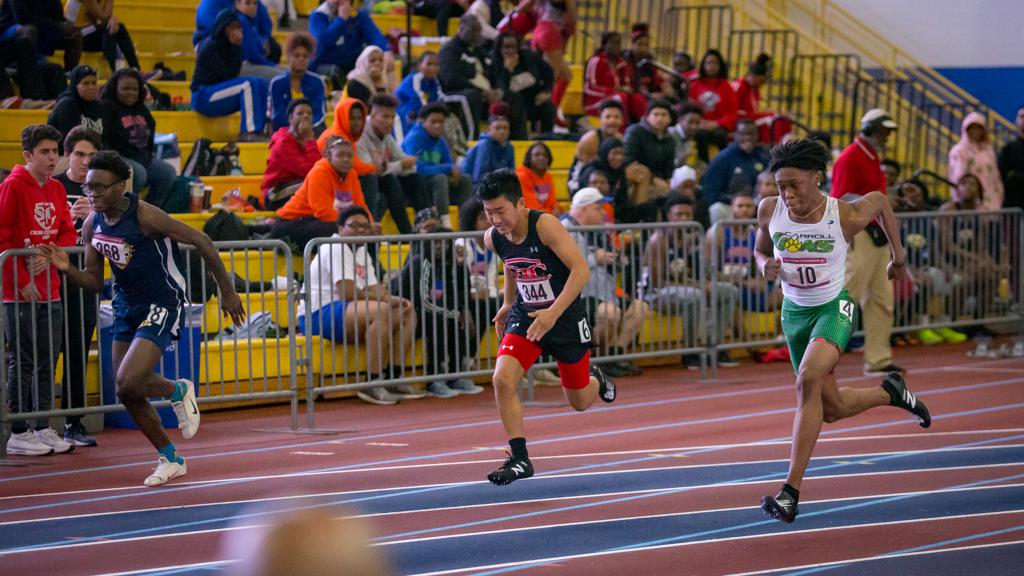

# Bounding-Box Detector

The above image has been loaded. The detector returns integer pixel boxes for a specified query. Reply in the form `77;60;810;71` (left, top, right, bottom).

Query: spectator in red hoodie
0;124;78;457
583;31;646;124
732;53;789;143
689;49;738;133
262;98;322;210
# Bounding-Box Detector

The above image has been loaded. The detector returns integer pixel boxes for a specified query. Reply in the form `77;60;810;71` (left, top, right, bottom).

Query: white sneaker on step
34;428;74;454
144;456;187;487
171;380;200;439
7;431;53;456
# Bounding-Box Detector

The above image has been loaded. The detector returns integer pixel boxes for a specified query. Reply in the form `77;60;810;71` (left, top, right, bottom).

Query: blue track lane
3;444;1023;555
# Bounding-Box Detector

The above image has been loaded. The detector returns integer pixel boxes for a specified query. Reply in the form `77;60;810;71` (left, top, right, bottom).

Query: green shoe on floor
937;327;968;343
917;329;943;345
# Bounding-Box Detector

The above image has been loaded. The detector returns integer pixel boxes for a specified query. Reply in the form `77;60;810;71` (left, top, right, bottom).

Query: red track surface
2;341;1023;575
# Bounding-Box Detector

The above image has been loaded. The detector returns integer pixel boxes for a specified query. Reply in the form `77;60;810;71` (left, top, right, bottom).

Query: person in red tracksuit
0;124;78;457
583;31;646;124
689;49;739;133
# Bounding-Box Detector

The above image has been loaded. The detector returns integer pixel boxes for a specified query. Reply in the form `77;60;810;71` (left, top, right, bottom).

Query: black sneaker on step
881;372;931;428
761;488;799;523
592;364;616;403
487;452;534;486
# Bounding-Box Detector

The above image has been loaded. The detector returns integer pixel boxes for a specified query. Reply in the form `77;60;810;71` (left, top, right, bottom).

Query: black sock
781;483;800;501
509;437;529;461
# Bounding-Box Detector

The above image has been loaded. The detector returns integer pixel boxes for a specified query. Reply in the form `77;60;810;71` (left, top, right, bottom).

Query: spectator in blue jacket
191;9;268;139
401;102;472;228
269;32;328;131
309;0;389;88
194;0;271;47
232;0;283;80
699;119;769;206
395;51;444;138
461;115;514;184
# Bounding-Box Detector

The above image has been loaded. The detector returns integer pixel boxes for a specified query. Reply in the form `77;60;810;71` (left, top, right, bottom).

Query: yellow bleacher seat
200;336;306;384
116;3;197;29
204;175;264;200
639;312;688;347
178;142;270;174
0;110;239;143
172;210;277;232
220;247;289;282
202;291;294;332
743;311;781;337
465;140;576;171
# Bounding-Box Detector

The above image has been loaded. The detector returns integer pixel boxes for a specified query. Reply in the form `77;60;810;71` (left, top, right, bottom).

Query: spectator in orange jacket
516;141;561;215
317;97;376;175
271;138;373;251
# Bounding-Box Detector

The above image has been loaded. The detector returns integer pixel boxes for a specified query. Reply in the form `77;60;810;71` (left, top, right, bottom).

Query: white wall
831;0;1023;68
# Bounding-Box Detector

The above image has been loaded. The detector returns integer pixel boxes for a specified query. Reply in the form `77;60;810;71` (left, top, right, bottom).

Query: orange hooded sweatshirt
275;157;368;223
317;98;376;176
516;165;559;214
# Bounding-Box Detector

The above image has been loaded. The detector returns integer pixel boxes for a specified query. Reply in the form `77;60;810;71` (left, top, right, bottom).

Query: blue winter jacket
269;70;328;131
194;0;272;46
401;123;453;177
460;134;515;184
395;72;443;134
309;4;388;70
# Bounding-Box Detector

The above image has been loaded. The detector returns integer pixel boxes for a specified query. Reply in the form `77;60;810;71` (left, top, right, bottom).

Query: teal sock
169;380;187;402
157;443;182;464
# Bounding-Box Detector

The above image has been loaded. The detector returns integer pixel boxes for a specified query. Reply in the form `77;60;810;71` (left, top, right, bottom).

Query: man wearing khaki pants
830;109;904;376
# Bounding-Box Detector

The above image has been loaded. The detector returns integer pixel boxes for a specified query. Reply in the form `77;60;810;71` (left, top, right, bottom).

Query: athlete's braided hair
768;138;831;174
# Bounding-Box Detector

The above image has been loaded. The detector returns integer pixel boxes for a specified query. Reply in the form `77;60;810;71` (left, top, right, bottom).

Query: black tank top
491;210;575;311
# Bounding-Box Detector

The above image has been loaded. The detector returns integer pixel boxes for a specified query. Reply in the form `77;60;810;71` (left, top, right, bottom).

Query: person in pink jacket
948;112;1004;210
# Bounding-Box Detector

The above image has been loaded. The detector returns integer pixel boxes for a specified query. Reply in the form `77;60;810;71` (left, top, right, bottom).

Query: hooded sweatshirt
275;157;367;223
461;133;515;184
401;122;454;177
0;165;77;303
624;119;677;181
949;112;1004;210
192;9;243;91
237;9;276;67
395;72;444;133
689;76;739;132
346;45;397;106
309;2;388;70
316;97;376;176
194;0;272;46
262;127;322;194
100;74;156;165
580;137;659;223
516;165;558;214
48;66;104;153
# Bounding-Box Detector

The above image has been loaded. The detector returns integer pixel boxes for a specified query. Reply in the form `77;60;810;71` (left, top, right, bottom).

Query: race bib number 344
517;278;555;306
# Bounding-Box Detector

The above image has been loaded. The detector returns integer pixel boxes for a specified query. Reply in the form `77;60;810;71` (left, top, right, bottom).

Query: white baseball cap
670;165;698;191
571;187;612;209
861;108;898;130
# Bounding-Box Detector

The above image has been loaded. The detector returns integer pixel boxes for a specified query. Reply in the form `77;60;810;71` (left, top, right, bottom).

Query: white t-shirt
454;237;499;299
300;235;379;316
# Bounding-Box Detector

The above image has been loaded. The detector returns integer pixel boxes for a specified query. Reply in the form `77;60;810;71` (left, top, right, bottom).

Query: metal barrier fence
299;223;709;427
4;214;1022;454
0;240;300;460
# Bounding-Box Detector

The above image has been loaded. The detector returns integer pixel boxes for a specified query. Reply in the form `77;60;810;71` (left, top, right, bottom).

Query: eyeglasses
81;180;124;196
345;221;371;232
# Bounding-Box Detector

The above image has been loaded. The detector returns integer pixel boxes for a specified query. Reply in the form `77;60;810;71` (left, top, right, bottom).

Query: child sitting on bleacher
401;102;472;229
190;9;269;141
460;114;514;184
100;69;177;209
271;138;371;251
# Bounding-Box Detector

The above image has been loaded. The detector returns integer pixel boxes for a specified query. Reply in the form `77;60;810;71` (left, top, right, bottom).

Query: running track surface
2;342;1023;575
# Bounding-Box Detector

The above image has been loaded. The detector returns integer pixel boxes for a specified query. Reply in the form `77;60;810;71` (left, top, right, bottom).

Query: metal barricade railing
0;240;300;460
659;4;734;64
299;223;709;426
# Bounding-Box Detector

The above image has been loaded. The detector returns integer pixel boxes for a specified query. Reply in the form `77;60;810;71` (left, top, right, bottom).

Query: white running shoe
171;380;200;439
7;431;54;456
144;456;187;487
34;428;74;454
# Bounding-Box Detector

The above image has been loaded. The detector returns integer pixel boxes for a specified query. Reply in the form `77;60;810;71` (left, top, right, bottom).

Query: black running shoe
881;372;931;428
761;488;799;523
592;364;616;403
487;452;534;486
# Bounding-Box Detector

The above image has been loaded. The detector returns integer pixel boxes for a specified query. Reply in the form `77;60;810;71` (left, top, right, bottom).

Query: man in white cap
831;108;903;376
561;188;649;377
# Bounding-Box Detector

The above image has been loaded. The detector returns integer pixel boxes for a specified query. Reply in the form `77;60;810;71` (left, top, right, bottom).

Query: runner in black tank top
477;169;616;486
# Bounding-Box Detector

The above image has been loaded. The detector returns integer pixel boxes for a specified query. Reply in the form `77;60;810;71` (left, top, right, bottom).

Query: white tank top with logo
768;195;849;307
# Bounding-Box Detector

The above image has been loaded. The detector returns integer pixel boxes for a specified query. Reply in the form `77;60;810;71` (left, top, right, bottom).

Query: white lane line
4;428;1022;503
401;509;1024;576
725;539;1024;576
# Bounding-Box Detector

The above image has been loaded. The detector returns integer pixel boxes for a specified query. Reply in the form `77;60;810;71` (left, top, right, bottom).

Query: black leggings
82;24;140;73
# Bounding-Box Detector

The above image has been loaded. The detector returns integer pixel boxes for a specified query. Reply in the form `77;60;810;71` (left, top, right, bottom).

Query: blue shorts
111;299;182;351
298;301;348;342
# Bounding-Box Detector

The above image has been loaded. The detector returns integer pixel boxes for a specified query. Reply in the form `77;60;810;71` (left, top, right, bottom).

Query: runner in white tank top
768;194;848;306
752;140;932;524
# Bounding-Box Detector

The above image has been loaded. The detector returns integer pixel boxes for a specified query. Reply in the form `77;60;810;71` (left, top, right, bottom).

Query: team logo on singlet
772;232;836;254
92;233;135;269
505;257;555;306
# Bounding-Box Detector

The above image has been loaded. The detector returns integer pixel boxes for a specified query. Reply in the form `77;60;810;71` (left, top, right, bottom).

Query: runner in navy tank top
40;151;245;488
477;169;616;486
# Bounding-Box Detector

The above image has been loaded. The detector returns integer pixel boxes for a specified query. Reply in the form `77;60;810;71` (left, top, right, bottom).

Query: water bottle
189;179;205;213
